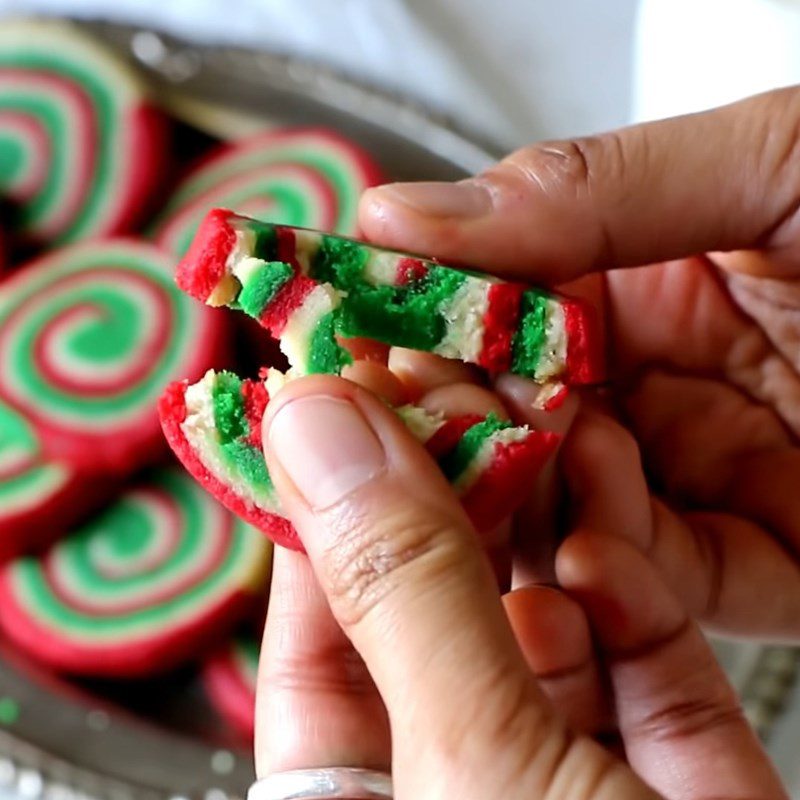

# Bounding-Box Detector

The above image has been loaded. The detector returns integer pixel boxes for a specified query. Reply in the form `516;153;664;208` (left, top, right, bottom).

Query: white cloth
0;0;639;148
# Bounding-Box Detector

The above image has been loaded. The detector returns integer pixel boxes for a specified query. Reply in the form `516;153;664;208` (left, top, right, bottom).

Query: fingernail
376;180;492;218
267;396;386;510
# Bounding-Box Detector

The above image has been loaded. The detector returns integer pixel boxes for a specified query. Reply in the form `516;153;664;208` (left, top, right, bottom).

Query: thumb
360;87;800;282
261;375;647;799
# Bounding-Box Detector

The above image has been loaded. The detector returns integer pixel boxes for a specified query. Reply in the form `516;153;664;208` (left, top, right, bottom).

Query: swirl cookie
0;239;226;472
0;401;110;562
0;19;167;243
0;468;271;676
152;129;382;255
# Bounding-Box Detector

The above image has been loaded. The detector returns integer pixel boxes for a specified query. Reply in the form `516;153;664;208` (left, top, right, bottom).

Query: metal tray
0;18;796;800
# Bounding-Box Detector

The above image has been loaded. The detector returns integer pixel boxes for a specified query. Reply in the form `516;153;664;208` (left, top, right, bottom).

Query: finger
416;381;509;420
494;374;579;431
494;374;580;586
559;396;800;638
560;409;652;552
261;376;537;734
360;88;800;281
255;547;390;777
606;256;800;439
261;375;635;798
339;336;390;364
341;360;408;406
504;586;610;734
387;347;483;400
557;532;788;800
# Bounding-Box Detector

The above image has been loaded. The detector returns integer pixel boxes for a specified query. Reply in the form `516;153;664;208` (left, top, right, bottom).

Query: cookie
0;401;111;562
203;632;259;738
0;239;226;472
0;468;271;676
159;369;558;550
152;129;382;255
0;19;167;243
176;210;601;384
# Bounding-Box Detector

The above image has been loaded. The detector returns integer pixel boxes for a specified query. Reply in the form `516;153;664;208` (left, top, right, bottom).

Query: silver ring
248;768;393;800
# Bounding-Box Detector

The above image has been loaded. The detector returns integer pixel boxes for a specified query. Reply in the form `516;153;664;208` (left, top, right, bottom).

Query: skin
253;86;800;797
357;87;800;641
256;370;786;800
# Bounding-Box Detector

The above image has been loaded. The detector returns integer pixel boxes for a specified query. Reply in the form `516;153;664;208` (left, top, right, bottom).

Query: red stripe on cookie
478;282;526;374
259;274;317;336
562;299;604;385
460;431;559;532
176;208;237;303
396;258;428;285
241;379;269;448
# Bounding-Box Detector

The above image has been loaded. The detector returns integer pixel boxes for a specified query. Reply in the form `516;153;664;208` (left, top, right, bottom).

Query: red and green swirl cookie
152;129;382;255
0;400;112;563
0;19;167;244
0;468;271;676
203;632;259;738
0;239;226;472
177;210;601;384
159;369;558;550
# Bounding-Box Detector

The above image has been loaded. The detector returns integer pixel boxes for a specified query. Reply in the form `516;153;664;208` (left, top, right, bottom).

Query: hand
359;87;800;641
340;347;581;587
254;376;786;800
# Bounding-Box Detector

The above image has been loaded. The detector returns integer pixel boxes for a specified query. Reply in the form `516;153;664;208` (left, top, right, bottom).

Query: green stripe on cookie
335;267;466;351
250;221;279;261
310;234;369;288
212;372;246;442
224;440;274;493
510;290;549;376
439;414;511;482
238;261;293;319
208;373;275;493
308;311;350;374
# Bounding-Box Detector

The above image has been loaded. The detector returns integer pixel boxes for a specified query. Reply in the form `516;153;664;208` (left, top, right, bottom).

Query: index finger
359;87;800;281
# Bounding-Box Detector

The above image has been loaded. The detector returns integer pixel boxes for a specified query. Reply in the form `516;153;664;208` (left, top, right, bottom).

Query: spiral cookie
0;468;271;676
159;369;558;550
152;128;382;255
0;19;167;244
0;239;226;471
0;401;111;563
177;210;602;384
203;632;259;737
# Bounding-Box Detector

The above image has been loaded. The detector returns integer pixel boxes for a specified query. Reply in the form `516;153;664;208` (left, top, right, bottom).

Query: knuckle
495;131;633;265
637;691;746;743
499;133;627;202
264;617;372;695
498;140;592;201
318;502;465;629
747;90;800;244
546;741;636;800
